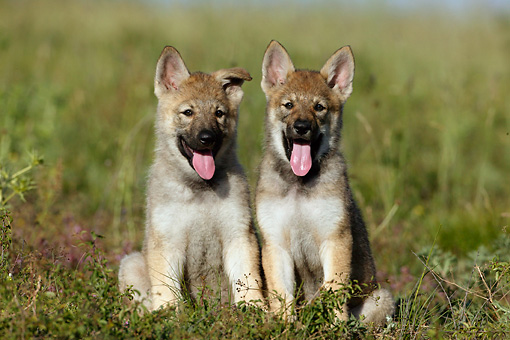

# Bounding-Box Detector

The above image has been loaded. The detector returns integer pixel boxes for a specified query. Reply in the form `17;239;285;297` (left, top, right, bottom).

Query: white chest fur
151;189;248;239
257;190;345;249
148;179;252;299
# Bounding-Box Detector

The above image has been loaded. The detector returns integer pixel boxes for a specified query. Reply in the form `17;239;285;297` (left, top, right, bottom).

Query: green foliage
1;151;41;284
297;282;369;337
0;230;130;339
0;151;43;208
392;236;510;339
2;239;507;339
0;209;12;280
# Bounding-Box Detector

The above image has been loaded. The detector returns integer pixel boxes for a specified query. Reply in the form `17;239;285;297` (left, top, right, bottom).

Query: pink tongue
192;150;215;180
290;141;312;176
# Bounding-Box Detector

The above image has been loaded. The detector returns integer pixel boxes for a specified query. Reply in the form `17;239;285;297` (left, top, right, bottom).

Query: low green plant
0;209;12;281
1;227;509;339
0;151;43;209
1;151;42;288
297;282;369;338
390;234;510;339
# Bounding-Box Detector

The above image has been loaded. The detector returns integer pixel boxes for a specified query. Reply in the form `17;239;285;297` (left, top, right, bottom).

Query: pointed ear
320;46;355;100
154;46;190;98
261;40;295;94
213;67;252;107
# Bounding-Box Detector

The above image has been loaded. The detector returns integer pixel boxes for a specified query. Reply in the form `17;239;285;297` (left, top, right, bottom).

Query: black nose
198;129;216;146
293;120;312;135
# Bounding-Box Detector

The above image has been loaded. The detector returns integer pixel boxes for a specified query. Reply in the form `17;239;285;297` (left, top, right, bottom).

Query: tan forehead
282;70;331;99
178;72;227;102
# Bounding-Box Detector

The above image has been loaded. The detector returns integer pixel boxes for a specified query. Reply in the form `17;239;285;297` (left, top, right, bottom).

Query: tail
119;252;152;310
350;288;395;326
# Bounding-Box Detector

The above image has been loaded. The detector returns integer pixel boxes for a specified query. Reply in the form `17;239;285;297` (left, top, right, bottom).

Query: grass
1;0;509;338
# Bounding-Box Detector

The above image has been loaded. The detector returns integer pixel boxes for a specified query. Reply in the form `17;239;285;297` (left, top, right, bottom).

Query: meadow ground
1;0;509;338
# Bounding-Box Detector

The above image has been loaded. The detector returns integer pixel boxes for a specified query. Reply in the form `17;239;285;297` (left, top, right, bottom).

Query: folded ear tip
239;69;252;81
214;68;252;83
236;67;252;80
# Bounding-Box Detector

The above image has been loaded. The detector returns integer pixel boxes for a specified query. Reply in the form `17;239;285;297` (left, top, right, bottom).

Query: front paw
238;295;268;312
151;291;179;312
333;306;349;323
268;296;296;322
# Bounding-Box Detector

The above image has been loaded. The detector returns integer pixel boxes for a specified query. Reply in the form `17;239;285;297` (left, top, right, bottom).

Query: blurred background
1;0;509;294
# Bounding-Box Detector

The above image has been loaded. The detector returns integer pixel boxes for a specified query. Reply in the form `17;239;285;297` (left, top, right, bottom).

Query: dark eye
284;102;293;109
314;103;325;112
182;109;193;117
215;109;225;118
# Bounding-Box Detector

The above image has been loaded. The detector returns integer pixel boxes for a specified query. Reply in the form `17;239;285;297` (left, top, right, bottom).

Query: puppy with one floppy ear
119;46;264;311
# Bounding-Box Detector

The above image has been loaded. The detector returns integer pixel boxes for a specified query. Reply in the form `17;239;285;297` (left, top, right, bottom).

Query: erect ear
154;46;191;98
320;46;355;100
213;67;252;107
261;40;295;94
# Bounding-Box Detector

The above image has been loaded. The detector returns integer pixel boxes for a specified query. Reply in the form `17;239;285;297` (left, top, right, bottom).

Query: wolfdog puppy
256;41;394;325
119;46;263;311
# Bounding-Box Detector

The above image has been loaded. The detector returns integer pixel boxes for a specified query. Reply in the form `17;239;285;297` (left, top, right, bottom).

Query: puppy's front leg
145;231;186;311
320;231;353;321
262;240;295;316
223;231;264;305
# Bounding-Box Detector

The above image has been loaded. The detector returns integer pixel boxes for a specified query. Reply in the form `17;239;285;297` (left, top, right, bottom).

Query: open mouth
282;133;323;177
179;137;217;180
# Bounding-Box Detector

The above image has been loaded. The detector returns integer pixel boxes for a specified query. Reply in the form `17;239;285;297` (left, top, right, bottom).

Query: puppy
119;46;263;311
255;41;394;325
